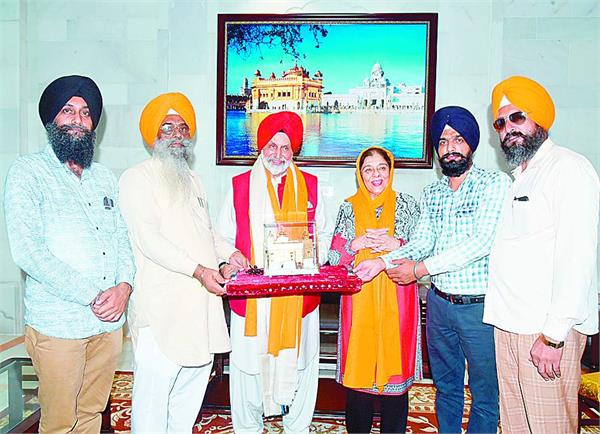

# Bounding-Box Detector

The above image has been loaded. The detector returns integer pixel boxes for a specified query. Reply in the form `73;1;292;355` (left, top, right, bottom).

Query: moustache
441;152;466;160
60;124;90;133
501;131;528;147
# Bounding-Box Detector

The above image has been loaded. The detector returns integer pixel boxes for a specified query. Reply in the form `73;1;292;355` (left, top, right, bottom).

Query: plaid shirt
381;165;511;295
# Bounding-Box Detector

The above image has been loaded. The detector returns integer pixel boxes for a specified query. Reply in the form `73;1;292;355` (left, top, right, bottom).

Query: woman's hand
350;234;370;252
365;229;400;253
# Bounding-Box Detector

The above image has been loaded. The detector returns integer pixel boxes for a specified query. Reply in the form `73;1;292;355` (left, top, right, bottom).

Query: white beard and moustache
152;137;194;203
263;154;292;177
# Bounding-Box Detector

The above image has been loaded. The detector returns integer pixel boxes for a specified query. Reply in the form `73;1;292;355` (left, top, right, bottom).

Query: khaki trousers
495;328;586;434
25;325;123;434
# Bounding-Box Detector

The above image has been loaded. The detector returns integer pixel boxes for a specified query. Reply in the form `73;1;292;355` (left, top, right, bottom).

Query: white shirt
484;139;599;342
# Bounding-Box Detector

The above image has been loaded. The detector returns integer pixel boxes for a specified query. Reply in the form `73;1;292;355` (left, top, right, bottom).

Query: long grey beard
501;126;548;169
152;138;194;203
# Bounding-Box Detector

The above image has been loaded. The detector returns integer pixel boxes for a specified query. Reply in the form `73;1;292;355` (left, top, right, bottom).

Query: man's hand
353;258;386;282
91;282;132;322
219;263;238;279
193;265;226;296
386;259;417;284
229;251;250;270
530;335;564;381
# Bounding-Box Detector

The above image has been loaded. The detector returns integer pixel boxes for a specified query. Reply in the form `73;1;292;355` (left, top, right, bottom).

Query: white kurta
484;139;600;342
218;170;332;374
119;158;236;366
217;164;332;431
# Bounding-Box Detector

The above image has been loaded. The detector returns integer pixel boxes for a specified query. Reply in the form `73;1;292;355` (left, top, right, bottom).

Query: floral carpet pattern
109;372;599;434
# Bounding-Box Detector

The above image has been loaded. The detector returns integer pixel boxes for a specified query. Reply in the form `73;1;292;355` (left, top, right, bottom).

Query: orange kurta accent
343;147;402;392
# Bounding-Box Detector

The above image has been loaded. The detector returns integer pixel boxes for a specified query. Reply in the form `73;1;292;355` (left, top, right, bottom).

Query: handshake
192;251;250;296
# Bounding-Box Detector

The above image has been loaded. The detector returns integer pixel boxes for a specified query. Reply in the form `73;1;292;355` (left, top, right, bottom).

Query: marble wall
0;0;598;335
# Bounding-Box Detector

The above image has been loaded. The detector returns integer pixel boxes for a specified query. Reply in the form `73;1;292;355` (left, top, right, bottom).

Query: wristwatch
540;334;564;349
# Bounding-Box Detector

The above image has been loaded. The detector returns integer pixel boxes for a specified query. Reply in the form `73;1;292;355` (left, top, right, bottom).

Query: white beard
153;138;193;203
263;155;292;177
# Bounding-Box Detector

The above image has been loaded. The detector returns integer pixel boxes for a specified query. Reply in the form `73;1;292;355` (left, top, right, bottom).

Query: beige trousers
24;325;122;434
495;328;587;434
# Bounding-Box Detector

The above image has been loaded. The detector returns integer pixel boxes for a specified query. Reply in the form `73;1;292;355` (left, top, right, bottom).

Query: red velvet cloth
226;265;362;298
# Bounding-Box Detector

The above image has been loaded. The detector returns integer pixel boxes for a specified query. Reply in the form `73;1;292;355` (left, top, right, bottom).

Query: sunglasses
493;111;528;131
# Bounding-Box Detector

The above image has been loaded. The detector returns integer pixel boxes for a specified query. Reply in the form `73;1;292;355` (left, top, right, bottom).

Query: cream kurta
119;158;236;366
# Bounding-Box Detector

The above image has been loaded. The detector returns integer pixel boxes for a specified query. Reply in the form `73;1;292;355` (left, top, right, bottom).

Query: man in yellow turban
119;92;248;433
484;76;600;433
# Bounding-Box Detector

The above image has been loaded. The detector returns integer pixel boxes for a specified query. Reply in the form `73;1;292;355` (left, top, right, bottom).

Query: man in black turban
38;75;103;172
4;75;134;432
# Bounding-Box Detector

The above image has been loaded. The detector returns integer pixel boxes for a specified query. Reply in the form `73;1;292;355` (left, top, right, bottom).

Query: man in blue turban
4;75;134;432
355;106;511;433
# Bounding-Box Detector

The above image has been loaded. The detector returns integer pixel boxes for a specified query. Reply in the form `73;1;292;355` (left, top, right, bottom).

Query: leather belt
433;285;485;305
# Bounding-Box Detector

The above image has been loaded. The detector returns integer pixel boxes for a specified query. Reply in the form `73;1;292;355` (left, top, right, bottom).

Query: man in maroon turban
217;111;333;433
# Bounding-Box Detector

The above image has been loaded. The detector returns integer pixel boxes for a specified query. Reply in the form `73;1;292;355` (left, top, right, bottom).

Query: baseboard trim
0;335;24;353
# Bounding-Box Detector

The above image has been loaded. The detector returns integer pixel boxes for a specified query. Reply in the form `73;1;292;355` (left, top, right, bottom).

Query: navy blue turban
38;75;103;130
430;106;480;153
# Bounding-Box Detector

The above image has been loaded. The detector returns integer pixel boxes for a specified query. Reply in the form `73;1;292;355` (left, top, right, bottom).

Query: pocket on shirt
455;207;476;236
98;208;117;234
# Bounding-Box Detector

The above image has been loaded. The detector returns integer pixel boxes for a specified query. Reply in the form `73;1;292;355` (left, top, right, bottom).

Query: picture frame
216;13;438;168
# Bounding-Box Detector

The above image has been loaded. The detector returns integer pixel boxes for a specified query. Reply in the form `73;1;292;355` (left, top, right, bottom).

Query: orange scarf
343;147;402;392
244;162;307;357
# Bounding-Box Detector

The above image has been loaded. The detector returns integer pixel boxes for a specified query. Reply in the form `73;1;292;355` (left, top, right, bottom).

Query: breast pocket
511;198;545;237
96;195;117;234
455;206;476;237
191;196;212;229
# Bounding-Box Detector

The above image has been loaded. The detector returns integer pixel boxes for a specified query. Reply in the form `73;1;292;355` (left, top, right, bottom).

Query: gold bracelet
198;266;207;281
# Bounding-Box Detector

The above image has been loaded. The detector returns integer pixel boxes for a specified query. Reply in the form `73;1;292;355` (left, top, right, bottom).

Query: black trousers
345;388;409;433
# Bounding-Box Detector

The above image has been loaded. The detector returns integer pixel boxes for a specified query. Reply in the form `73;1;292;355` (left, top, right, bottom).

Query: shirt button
88;203;91;206
102;252;106;255
103;277;106;280
96;227;99;230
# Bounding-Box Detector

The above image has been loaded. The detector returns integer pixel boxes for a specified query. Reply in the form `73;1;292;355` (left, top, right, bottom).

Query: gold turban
139;92;196;146
492;76;555;131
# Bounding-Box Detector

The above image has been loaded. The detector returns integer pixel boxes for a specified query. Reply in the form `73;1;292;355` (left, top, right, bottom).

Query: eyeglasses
159;123;190;136
493;111;528;131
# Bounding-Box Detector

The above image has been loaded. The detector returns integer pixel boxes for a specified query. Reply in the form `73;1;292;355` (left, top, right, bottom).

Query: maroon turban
257;111;304;154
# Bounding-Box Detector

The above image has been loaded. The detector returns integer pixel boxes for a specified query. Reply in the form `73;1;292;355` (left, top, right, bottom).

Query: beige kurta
119;158;235;366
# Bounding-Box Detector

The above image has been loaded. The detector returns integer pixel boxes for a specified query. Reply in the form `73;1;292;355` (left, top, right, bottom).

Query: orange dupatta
244;162;307;357
343;147;402;392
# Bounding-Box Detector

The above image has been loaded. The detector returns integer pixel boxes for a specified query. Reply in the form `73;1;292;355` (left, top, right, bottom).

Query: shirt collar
439;164;481;192
512;138;554;178
45;143;93;180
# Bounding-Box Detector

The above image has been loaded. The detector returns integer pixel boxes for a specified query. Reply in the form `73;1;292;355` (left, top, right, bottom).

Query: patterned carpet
109;372;599;433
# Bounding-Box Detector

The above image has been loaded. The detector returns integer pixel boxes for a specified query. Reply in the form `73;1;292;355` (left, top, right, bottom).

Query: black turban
38;75;103;130
430;106;480;153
